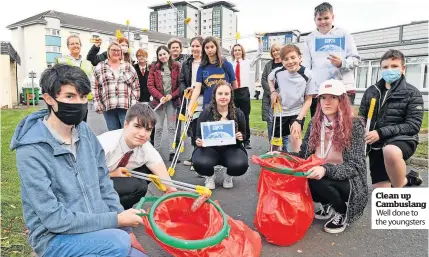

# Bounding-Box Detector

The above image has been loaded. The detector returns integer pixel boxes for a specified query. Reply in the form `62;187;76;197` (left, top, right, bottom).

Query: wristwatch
294;119;304;125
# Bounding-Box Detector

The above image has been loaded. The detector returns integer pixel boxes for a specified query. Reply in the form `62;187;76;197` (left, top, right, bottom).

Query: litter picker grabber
168;101;198;177
153;102;163;112
365;98;376;154
172;90;191;150
126;170;212;197
270;99;283;152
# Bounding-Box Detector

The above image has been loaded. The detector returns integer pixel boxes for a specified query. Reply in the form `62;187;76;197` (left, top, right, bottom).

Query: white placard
201;120;236;147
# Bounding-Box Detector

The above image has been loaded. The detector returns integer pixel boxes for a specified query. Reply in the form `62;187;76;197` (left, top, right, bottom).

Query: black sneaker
169;153;181;163
406;170;423;186
324;212;348;234
315;204;334;220
244;142;252;149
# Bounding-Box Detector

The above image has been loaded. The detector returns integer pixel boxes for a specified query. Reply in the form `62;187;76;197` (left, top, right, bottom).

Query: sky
0;0;428;50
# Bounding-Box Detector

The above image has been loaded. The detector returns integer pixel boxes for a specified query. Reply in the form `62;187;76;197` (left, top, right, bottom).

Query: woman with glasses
94;42;140;131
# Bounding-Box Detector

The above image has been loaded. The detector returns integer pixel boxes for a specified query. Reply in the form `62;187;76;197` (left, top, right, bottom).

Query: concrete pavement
85;107;428;257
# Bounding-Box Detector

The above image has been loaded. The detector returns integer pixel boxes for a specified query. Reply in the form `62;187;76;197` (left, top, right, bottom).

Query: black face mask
50;100;88;126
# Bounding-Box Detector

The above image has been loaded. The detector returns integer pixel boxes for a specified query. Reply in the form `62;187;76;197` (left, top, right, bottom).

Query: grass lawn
249;100;428;159
1;108;36;256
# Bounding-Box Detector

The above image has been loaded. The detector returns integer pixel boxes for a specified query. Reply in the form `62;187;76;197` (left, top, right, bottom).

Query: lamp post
28;70;37;106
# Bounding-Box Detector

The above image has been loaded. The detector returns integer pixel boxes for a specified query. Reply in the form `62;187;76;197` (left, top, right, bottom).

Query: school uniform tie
235;60;241;88
116;150;134;168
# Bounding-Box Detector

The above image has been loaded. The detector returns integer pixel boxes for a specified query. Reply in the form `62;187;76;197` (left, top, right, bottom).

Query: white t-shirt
97;129;163;172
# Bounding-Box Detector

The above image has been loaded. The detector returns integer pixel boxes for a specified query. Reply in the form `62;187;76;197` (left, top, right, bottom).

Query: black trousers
234;99;251;144
308;177;350;214
192;146;249;177
111;165;151;210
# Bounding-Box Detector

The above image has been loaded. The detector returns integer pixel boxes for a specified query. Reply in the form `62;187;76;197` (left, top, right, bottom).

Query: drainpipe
16;63;19;107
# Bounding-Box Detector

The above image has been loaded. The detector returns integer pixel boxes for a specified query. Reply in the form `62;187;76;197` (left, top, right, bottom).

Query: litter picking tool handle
270;99;283;152
129;171;212;197
172;95;187;149
153;102;163;112
364;98;376;153
169;101;198;175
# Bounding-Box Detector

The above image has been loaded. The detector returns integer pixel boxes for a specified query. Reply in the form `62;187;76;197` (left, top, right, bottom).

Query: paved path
86;107;428;257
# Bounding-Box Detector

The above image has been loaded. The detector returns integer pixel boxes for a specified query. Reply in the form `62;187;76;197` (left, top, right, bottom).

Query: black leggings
308;177;350;214
192;146;249;177
111;165;151;210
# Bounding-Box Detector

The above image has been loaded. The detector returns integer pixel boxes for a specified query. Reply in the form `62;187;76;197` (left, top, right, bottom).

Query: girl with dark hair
187;36;238;115
179;36;204;169
192;81;249;190
275;79;368;234
147;45;181;161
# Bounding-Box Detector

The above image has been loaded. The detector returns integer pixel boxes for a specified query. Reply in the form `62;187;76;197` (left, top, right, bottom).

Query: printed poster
201;120;236;147
314;36;346;59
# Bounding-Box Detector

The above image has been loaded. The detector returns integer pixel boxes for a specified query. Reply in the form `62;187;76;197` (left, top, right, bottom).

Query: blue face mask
381;69;401;84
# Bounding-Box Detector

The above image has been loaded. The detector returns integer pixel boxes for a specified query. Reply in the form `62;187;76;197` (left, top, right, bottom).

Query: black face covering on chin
49;100;88;126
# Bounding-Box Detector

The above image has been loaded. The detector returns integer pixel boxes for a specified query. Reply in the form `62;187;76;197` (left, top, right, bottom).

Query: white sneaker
205;174;216;190
223;175;233;189
183;160;192;166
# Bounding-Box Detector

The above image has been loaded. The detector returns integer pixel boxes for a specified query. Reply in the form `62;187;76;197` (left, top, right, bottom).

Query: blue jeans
43;229;148;257
103;108;128;131
267;121;289;152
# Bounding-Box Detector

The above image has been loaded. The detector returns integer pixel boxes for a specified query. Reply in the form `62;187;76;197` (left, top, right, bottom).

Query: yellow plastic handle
273;98;281;113
148;174;167;192
271;137;283;147
168;167;175;177
195;185;212;197
368;98;376;120
172;142;176;149
180;145;185;153
179;113;186;121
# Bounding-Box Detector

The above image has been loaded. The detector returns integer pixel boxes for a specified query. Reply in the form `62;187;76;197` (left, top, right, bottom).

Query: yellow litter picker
364;98;376;154
270;99;283;152
168;99;198;177
125;170;211;197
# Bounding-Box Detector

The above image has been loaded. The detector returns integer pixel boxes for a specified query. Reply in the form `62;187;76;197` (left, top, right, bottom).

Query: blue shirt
196;61;236;106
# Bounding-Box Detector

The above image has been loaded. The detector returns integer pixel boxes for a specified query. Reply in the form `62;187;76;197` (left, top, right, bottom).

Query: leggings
192;146;249;177
308;177;350;214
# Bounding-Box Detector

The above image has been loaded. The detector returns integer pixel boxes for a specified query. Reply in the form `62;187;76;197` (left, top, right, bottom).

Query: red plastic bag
142;196;262;257
252;154;325;246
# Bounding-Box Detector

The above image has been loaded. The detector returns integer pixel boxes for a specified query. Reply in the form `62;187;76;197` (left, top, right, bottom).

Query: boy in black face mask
10;64;148;257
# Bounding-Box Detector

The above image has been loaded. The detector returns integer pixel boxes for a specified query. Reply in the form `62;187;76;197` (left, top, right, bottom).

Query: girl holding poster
192;81;248;190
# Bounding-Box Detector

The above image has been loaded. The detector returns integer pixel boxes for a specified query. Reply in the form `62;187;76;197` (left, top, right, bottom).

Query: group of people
10;1;425;256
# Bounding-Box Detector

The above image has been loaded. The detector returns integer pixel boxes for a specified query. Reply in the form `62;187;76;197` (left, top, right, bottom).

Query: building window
356;66;369;88
45;46;60;53
203;20;206;23
203;26;206;29
405;64;422;87
195;13;198;17
209;25;211;29
46;28;60;36
371;66;381;85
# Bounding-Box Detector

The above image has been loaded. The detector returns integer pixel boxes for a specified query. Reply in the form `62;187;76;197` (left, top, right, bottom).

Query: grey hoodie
302;26;360;92
10;109;128;256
